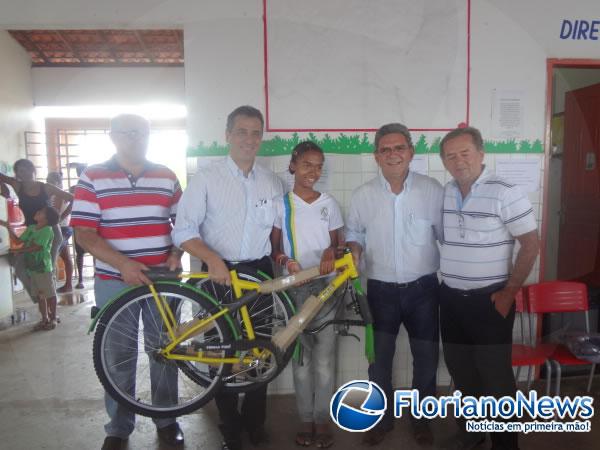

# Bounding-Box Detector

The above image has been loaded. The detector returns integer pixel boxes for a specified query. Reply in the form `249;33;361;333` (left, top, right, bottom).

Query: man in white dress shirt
172;105;283;450
346;123;444;446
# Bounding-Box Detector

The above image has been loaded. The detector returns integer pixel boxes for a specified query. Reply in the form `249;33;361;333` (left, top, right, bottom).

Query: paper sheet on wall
494;157;541;193
491;89;525;140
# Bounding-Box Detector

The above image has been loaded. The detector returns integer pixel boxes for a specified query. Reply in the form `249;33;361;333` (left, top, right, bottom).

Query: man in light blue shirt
172;105;283;450
346;123;443;446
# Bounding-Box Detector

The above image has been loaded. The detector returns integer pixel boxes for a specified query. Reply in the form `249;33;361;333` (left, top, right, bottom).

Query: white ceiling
0;0;257;28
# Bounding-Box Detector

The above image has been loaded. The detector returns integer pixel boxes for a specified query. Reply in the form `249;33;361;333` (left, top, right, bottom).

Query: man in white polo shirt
439;127;539;450
346;123;443;446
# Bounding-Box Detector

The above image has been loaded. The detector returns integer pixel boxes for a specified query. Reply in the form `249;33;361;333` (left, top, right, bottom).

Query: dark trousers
210;256;274;441
367;273;440;430
440;282;518;450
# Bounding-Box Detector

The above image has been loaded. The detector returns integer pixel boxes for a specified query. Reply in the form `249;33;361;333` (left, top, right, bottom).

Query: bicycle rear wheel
93;283;235;418
190;266;296;393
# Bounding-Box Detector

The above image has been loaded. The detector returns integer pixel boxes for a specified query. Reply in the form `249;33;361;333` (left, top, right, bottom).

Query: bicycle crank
223;338;284;385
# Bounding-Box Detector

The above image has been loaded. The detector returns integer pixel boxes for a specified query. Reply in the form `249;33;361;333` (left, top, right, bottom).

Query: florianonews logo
330;380;387;432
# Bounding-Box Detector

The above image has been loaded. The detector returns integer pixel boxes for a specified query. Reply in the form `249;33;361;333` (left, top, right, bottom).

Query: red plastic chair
511;289;552;394
526;281;596;396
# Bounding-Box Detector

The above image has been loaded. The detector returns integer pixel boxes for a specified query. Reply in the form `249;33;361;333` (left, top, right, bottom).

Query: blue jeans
290;278;338;424
367;274;440;430
94;277;177;438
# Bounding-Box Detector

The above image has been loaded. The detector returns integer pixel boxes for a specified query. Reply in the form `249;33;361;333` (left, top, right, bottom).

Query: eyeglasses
231;129;263;140
112;130;149;140
377;145;411;155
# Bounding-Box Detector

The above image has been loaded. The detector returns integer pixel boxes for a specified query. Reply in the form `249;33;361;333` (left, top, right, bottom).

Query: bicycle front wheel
93;283;235;418
190;266;296;393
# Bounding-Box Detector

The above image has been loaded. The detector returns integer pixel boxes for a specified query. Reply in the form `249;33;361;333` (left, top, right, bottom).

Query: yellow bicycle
90;249;374;418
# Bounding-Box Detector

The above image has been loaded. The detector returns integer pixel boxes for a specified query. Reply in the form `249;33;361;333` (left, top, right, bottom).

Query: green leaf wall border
187;133;543;157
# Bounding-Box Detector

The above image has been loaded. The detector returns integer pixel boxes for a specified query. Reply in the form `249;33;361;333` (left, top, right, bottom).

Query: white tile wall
429;153;445;171
191;152;545;394
361;153;379;172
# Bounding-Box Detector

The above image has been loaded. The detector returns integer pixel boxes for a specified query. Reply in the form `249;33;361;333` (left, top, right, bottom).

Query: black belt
370;273;437;289
224;255;270;267
442;281;506;297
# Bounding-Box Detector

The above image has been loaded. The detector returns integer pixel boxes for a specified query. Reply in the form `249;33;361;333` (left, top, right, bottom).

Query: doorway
542;61;600;284
540;60;600;377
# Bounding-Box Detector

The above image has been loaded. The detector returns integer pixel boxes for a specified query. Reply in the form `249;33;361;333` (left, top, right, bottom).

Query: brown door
557;82;600;281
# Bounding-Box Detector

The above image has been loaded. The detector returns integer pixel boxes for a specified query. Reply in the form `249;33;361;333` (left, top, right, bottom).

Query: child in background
0;205;60;330
271;141;343;448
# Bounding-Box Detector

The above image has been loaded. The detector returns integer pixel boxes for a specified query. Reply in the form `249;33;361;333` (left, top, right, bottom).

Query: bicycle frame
152;271;266;366
158;251;361;365
91;250;370;367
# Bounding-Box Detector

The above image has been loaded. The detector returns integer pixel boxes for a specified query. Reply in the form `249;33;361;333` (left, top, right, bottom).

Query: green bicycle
89;249;374;418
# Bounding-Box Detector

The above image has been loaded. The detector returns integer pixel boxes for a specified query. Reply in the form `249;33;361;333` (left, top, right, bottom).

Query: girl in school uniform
271;141;344;448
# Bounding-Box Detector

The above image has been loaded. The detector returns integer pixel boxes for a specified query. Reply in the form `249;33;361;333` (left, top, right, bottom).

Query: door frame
540;59;600;281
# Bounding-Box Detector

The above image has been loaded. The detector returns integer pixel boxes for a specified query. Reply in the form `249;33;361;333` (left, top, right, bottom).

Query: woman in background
0;159;72;298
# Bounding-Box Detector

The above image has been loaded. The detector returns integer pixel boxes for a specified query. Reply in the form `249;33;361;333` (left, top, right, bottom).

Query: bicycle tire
93;282;235;418
189;266;296;393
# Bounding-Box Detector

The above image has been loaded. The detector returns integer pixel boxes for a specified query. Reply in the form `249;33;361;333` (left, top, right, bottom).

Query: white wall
0;30;34;169
0;0;244;28
32;67;185;106
0;29;34;320
184;1;263;144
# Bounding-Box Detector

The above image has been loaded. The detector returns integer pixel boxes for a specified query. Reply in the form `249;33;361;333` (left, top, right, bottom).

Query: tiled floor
0;288;598;449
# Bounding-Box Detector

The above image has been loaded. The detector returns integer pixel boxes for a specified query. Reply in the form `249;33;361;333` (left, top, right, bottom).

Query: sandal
33;321;48;331
43;320;57;330
295;431;314;447
314;433;334;448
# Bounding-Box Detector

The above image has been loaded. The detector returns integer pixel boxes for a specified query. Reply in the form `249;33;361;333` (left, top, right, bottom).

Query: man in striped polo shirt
439;127;539;450
71;114;184;450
